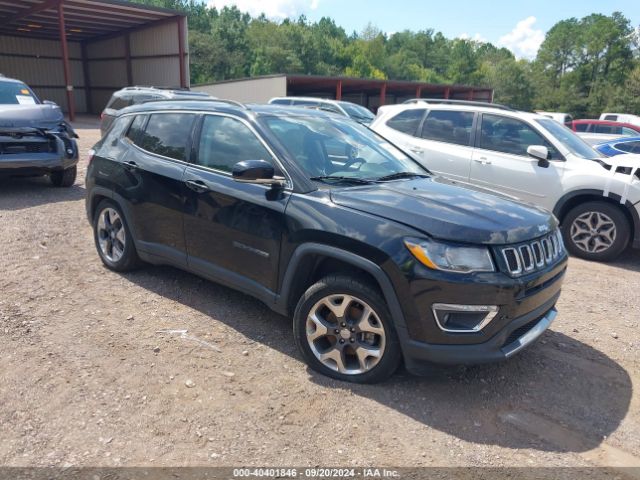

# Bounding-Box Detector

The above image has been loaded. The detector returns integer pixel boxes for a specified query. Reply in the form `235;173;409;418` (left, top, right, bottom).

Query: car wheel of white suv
561;201;630;261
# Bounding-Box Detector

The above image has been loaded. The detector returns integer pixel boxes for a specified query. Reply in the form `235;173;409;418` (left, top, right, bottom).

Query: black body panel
85;101;568;371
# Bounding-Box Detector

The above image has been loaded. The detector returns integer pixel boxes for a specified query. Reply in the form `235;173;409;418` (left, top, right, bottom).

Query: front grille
500;230;564;276
0;140;54;155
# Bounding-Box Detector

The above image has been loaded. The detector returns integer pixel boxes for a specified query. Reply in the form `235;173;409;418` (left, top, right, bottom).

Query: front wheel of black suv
93;200;142;272
561;201;630;262
293;275;402;384
50;166;77;187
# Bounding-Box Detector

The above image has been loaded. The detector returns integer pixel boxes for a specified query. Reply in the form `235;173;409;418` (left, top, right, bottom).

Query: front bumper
0;153;78;178
399;292;559;374
0;131;78;176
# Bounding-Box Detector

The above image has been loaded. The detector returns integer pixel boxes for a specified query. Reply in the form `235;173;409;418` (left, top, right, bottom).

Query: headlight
404;237;495;273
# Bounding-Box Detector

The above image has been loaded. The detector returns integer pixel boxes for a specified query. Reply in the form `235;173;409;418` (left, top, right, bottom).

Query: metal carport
0;0;189;120
193;74;494;112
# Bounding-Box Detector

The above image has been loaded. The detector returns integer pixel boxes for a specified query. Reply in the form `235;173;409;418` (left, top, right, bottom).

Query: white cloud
207;0;319;19
498;16;545;59
458;32;487;43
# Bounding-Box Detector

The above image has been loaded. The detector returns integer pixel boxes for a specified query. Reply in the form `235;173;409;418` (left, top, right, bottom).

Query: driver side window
196;115;272;173
479;114;561;159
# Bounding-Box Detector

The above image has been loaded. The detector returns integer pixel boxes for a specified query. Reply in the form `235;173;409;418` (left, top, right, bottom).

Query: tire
293;275;401;384
50;165;77;187
561;201;630;262
93;199;142;272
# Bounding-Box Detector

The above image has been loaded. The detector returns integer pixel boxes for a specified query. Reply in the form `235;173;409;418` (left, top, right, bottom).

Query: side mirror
232;160;285;187
527;145;550;168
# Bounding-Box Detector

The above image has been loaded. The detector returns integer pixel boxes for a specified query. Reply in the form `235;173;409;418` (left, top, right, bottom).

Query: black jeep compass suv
85;100;567;383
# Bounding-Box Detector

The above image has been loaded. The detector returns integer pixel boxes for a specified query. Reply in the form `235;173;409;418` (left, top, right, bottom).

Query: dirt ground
1;122;639;470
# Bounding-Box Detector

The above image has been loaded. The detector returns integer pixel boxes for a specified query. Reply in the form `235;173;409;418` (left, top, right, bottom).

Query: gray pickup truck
0;75;78;187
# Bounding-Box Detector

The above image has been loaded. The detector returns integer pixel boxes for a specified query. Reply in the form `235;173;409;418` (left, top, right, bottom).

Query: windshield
0;80;40;105
338;102;375;122
260;114;426;182
536;118;604;159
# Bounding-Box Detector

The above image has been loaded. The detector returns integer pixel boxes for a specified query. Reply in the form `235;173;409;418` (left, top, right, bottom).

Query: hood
0;103;64;129
330;177;557;245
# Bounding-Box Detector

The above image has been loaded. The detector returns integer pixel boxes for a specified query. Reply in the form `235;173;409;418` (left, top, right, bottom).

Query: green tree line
134;0;640;117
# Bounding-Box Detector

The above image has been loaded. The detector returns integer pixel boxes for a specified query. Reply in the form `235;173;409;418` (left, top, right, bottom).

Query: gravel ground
0;123;639;469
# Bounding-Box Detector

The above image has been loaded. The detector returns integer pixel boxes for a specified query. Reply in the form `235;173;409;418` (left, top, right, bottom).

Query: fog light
432;304;499;333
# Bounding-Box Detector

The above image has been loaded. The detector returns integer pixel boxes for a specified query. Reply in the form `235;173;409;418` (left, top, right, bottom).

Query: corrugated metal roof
0;0;184;41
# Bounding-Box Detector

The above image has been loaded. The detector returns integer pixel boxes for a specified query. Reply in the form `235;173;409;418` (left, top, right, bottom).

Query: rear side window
270;98;292;105
196;115;271;173
132;94;160;105
574;123;588;132
107;95;132;111
318;103;342;114
593;124;619;134
386;109;425;135
291;99;320;107
126;114;147;144
100;116;134;158
421;110;474;146
105;115;132;140
615;141;640;154
135;113;196;161
479;114;560;159
622;127;637;136
603;115;618;121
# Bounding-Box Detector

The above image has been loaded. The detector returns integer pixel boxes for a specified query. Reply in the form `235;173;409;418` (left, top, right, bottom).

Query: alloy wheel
569;211;617;254
305;294;386;375
97;208;126;262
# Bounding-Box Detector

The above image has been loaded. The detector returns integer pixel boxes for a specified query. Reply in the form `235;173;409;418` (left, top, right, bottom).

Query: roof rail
123;85;191;91
208;98;248;109
403;98;515;111
144;97;248;110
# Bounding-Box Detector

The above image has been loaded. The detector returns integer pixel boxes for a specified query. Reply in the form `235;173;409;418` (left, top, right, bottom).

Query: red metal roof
286;74;489;93
0;0;183;41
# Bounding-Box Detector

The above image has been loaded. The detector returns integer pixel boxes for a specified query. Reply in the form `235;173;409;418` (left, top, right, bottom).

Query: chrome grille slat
500;230;564;276
502;248;522;275
519;245;535;271
532;241;544;267
542;237;553;262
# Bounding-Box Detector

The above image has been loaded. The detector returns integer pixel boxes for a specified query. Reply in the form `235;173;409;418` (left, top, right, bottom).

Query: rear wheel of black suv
50;166;77;187
293;275;401;383
561;201;630;262
93;200;142;272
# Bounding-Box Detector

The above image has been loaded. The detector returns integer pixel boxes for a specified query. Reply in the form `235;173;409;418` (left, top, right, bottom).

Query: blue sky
207;0;640;58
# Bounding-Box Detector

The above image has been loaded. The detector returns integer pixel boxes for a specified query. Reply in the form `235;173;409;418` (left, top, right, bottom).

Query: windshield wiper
375;172;429;182
309;175;373;185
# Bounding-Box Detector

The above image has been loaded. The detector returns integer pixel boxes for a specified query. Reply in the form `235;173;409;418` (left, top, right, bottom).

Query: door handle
409;147;423;154
123;160;138;171
185;179;210;193
473;157;492;165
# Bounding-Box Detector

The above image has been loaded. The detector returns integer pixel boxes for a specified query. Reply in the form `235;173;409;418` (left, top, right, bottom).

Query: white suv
371;100;640;262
